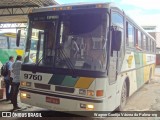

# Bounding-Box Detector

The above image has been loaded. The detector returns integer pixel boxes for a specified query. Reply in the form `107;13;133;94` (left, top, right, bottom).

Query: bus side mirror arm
16;30;21;47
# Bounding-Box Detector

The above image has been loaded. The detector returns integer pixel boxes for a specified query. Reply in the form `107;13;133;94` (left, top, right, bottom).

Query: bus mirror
111;30;122;51
16;30;21;47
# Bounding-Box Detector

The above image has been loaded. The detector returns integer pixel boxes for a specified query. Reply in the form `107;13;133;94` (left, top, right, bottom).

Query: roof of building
0;0;58;23
0;0;58;7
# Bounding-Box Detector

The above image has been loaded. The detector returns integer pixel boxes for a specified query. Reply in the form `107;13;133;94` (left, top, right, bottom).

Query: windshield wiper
59;49;74;68
56;45;76;74
36;56;43;66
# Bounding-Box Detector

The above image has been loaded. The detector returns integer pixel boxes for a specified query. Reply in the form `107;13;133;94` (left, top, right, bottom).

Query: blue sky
56;0;160;27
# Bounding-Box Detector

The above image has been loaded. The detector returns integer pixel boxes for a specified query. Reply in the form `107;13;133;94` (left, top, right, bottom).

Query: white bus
18;2;156;113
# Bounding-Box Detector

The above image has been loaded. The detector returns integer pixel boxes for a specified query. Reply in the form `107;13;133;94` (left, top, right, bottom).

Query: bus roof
32;2;115;13
31;2;155;42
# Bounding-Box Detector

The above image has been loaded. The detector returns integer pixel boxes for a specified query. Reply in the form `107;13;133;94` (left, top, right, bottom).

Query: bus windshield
24;19;58;64
24;12;107;72
55;13;107;71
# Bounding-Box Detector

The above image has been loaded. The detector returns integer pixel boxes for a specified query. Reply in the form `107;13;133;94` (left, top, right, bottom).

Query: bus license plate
46;96;60;104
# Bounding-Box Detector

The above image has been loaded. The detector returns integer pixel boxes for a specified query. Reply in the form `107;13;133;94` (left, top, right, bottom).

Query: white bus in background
17;2;156;114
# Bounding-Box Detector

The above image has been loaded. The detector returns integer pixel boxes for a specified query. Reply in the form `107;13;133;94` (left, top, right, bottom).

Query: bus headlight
20;92;30;99
79;89;86;95
80;103;94;110
87;90;94;96
79;89;95;96
21;81;31;87
21;81;26;86
26;82;31;87
80;103;86;108
86;104;94;110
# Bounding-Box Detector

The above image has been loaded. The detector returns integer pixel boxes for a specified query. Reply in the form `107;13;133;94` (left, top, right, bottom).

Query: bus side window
148;39;151;52
152;41;154;53
136;30;142;50
111;11;124;57
143;35;146;51
111;12;123;28
146;37;148;51
150;39;152;53
141;33;143;50
153;41;156;53
138;31;141;48
126;22;134;48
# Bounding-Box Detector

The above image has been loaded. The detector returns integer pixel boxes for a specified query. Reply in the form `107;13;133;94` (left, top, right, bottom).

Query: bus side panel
98;77;118;111
116;70;137;108
135;52;144;88
116;51;137;108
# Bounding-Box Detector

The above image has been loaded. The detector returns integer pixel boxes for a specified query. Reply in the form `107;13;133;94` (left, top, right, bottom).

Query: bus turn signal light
96;90;104;97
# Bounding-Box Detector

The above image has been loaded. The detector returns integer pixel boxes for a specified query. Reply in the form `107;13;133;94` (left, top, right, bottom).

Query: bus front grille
34;83;51;90
55;86;75;93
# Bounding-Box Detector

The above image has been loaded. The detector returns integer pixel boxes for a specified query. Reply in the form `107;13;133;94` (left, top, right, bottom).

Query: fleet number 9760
24;74;42;81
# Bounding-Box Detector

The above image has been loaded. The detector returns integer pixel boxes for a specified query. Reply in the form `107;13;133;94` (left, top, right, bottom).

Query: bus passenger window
150;39;152;52
126;22;134;48
152;41;154;53
154;42;156;53
141;33;143;49
148;39;151;52
143;35;146;51
146;37;149;51
138;31;142;48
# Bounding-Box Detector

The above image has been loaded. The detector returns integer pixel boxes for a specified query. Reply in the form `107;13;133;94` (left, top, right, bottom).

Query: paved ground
0;66;160;119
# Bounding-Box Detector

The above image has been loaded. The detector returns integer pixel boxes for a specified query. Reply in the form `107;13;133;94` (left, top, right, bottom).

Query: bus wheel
117;82;127;111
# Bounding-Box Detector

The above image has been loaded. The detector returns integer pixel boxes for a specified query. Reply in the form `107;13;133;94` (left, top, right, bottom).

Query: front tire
117;82;127;111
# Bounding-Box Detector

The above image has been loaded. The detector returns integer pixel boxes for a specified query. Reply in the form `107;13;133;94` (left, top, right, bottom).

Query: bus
19;2;156;113
0;32;25;68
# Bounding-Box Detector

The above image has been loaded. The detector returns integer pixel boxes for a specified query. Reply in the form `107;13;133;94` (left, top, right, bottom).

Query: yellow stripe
4;33;16;38
16;49;24;56
143;54;148;82
75;77;95;89
143;54;146;65
144;66;149;82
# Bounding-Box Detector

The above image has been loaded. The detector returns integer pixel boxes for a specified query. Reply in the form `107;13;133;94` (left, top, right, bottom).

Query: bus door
107;10;124;109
